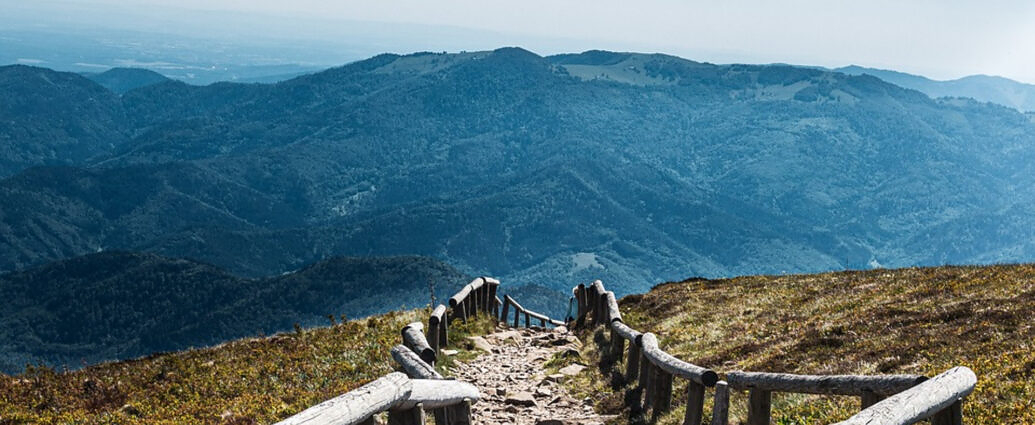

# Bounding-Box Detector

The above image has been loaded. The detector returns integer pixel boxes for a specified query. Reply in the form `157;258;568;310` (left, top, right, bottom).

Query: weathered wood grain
428;304;447;350
387;402;424;425
709;381;729;425
726;371;926;397
626;342;641;382
611;320;641;342
500;296;510;324
574;284;587;328
640;333;718;386
605;291;621;323
401;322;436;365
275;372;411;425
832;366;976;425
747;388;771;425
391;345;442;380
651;369;674;421
609;326;625;362
395;379;481;409
684;381;705;425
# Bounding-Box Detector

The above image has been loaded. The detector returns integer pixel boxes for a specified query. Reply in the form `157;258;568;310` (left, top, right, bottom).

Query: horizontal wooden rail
605;291;621;322
569;279;977;425
395;379;481;409
727;371;926;397
501;294;564;328
611;320;641;342
401;322;436;365
275;372;412;425
280;276;502;425
833;366;976;425
641;333;719;387
391;345;443;380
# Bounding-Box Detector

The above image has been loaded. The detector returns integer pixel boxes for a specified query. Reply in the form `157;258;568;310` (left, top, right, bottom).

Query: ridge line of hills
2;46;1035;353
62;50;1035;113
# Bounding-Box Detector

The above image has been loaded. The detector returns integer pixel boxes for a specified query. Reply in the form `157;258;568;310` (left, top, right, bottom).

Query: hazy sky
11;0;1035;83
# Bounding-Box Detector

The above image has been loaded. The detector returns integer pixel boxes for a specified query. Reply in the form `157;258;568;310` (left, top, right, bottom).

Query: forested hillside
0;252;468;373
2;48;1035;297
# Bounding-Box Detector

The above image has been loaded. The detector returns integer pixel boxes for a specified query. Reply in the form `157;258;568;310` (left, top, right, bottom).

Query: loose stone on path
448;324;615;425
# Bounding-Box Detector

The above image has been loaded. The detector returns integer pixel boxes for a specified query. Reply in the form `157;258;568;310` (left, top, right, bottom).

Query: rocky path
447;325;614;425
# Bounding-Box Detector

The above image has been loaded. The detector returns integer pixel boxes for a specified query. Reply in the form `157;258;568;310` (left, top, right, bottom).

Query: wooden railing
275;274;976;425
571;279;977;425
275;277;500;425
574;280;719;423
500;294;565;328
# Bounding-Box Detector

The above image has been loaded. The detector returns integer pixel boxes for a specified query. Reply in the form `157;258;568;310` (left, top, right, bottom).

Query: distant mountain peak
84;67;170;94
834;65;1035;111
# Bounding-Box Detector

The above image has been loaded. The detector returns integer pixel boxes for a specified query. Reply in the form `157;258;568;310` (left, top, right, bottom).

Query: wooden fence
275;277;501;425
500;294;565;328
571;280;977;425
275;275;976;425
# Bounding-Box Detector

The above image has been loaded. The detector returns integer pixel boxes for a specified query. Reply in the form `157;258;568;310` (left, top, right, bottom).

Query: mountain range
834;65;1035;112
2;47;1035;299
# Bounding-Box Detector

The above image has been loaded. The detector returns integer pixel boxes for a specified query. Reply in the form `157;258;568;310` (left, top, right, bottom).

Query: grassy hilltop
2;264;1032;424
580;264;1033;425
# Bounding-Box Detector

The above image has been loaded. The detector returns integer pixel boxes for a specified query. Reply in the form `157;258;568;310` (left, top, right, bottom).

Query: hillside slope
836;65;1035;112
609;264;1034;424
2;50;1035;295
0;252;468;374
0;309;431;424
0;65;128;177
83;68;170;94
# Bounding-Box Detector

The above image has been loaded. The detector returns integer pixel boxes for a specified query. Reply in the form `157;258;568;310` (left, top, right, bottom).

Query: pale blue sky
8;0;1035;83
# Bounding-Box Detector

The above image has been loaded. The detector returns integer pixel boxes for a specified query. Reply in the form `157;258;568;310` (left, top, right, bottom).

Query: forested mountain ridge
2;48;1035;297
834;65;1035;112
0;251;468;373
83;67;170;94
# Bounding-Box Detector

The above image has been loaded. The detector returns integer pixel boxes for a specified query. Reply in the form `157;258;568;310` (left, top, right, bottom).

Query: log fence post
500;298;510;324
709;381;729;425
439;318;448;349
930;400;963;425
493;296;501;321
575;284;587;328
684;381;706;425
643;363;656;412
651;369;673;421
860;390;882;409
449;399;472;425
427;323;440;355
453;299;467;323
747;389;772;425
610;327;625;363
480;283;488;313
626;341;641;382
387;402;425;425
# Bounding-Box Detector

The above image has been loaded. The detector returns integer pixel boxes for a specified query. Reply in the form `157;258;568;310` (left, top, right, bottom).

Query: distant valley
2;47;1035;315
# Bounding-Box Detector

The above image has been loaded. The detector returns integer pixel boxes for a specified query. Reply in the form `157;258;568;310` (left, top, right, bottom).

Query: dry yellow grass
574;264;1034;425
0;310;494;425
